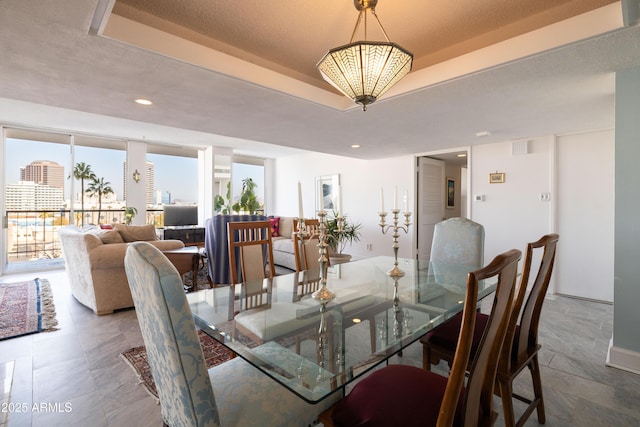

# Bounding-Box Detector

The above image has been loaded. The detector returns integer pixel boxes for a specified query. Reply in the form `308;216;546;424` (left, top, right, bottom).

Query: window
147;144;199;226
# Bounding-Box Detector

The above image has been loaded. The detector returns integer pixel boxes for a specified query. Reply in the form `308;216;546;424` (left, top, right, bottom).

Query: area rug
121;330;233;399
0;278;58;340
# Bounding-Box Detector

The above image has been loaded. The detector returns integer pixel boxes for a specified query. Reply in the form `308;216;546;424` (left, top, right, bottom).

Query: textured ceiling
0;0;638;160
111;0;618;90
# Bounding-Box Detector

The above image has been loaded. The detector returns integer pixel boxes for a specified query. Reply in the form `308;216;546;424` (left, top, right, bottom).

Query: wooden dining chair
227;220;276;285
320;249;521;427
421;234;559;427
124;241;339;427
292;218;321;272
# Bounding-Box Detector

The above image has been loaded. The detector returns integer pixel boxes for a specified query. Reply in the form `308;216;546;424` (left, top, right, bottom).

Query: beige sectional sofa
59;224;184;315
270;216;298;271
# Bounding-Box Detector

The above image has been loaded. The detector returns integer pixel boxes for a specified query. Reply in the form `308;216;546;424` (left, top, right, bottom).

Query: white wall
126;140;147;225
469;132;613;301
471;137;554;264
273;131;614;303
556;130;614;302
273;152;415;260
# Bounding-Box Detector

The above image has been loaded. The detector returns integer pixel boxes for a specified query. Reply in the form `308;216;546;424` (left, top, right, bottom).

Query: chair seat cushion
332;364;462;427
422;312;523;363
210;355;339;427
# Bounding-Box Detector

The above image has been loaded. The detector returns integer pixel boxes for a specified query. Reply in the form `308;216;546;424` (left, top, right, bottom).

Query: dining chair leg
498;378;517;427
369;318;376;353
529;355;546;424
422;347;433;371
499;355;546;427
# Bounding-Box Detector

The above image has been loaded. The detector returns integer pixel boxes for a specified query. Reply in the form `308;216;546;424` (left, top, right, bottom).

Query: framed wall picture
489;172;505;183
446;177;455;209
315;174;340;211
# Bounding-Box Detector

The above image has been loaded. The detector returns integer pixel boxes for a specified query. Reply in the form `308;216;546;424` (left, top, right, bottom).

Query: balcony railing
5;209;164;263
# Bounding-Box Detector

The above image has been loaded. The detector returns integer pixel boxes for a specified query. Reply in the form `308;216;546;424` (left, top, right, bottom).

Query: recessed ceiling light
457;153;467;158
351;144;361;148
135;98;153;106
475;131;491;137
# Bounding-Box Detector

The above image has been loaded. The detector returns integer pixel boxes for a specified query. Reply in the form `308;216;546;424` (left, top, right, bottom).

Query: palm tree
86;177;114;225
71;162;95;226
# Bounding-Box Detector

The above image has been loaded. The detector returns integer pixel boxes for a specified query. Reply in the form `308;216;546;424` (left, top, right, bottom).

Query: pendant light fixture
317;0;413;111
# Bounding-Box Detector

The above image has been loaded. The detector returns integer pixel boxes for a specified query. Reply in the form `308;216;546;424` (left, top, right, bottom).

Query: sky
6;138;199;203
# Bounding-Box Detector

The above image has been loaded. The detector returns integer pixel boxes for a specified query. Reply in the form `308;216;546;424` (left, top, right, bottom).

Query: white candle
380;187;384;213
297;181;304;219
404;189;408;213
394;186;397;210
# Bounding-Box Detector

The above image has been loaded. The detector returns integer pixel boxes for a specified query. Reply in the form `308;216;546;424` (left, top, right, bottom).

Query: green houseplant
326;211;362;264
233;178;261;214
215;178;262;214
214;182;233;214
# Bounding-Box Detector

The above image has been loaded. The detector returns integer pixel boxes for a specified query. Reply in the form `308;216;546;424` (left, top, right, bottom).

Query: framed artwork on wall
489;172;505;183
315;174;340;212
446;177;455;209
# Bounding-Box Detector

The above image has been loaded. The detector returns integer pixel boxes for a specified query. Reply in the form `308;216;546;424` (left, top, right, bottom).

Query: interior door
417;157;445;260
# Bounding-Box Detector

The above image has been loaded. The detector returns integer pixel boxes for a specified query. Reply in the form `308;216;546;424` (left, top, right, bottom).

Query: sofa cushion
278;217;294;239
98;230;124;244
114;224;157;242
269;217;280;237
272;238;294;254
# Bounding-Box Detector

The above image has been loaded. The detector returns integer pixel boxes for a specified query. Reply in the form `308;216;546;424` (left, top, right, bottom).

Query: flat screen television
163;205;198;227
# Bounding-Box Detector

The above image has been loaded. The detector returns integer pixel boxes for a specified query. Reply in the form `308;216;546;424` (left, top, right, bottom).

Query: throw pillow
99;224;114;230
269;217;280;237
98;230;124;244
113;224;158;242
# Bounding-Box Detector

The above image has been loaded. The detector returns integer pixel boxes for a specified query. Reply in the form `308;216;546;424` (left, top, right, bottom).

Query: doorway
416;150;469;260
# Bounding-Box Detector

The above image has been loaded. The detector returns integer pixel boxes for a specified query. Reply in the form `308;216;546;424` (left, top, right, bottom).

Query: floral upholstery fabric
125;241;338;427
124;241;220;426
429;217;485;268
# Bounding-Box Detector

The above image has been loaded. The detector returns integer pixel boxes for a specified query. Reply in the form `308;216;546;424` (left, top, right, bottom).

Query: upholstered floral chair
430;217;485;268
124;241;338;426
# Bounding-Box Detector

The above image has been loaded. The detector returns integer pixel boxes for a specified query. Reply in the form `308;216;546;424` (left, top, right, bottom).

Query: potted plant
214;182;233;214
233;177;262;214
326;211;362;264
214;178;263;214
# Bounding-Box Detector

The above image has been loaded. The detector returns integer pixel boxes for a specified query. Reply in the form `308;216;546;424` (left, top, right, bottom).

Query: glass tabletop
187;256;497;403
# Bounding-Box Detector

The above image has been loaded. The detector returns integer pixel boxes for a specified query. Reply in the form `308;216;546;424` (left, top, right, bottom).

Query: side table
163;246;205;292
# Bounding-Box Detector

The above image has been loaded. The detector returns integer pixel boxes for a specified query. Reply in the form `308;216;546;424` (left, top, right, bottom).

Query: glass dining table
187;256;496;404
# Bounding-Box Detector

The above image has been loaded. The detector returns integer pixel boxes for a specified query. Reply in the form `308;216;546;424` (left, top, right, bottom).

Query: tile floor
1;268;639;426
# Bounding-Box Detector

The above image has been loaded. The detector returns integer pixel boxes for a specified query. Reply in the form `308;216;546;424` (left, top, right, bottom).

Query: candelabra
379;209;412;278
316;299;330;383
392;279;404;339
311;209;343;302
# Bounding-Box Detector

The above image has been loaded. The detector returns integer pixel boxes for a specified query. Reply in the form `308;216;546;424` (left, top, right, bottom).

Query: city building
20;160;64;189
5;181;64;211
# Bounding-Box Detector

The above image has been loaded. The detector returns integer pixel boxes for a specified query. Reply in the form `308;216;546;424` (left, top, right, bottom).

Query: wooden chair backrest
293;272;321;301
293;219;322;272
501;234;559;371
437;249;521;427
227;220;275;285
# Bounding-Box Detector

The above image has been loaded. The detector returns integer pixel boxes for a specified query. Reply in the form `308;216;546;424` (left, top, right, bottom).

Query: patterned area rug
120;330;233;399
0;278;58;340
